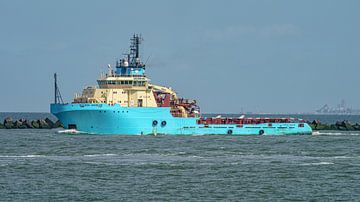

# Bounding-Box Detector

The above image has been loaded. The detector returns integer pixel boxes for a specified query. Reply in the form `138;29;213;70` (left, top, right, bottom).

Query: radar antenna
129;34;144;67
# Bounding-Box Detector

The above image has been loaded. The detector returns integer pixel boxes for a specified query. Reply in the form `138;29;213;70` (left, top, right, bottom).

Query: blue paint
51;103;312;135
115;67;145;76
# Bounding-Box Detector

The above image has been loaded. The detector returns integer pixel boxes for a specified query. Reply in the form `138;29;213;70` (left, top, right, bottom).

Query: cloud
205;24;302;40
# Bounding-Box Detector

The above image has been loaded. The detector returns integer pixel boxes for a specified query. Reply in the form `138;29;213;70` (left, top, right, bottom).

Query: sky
0;0;359;113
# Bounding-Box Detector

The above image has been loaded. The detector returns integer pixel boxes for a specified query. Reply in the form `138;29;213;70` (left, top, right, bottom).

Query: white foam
83;161;116;165
191;155;203;158
316;131;360;136
312;131;320;135
57;129;85;134
330;156;354;159
191;134;206;136
300;162;334;166
318;132;343;135
0;155;45;158
83;154;117;157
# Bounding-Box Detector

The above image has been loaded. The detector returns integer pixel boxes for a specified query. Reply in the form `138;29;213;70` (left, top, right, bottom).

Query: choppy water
1;129;360;201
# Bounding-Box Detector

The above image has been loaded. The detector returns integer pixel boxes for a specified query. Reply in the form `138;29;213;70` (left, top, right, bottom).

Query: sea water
1;113;360;201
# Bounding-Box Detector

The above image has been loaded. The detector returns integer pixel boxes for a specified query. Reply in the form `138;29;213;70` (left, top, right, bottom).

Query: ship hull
51;103;312;135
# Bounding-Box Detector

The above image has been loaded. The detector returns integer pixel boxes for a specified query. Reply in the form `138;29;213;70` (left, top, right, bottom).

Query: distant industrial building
316;100;360;114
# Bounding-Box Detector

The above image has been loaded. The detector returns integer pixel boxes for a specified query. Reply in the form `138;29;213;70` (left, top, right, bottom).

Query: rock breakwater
0;117;63;129
309;120;360;131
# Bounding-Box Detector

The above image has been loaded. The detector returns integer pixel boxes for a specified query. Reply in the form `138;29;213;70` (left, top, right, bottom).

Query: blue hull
50;103;312;135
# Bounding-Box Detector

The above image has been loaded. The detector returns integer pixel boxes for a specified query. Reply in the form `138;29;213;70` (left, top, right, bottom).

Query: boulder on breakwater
4;117;14;129
309;120;360;131
1;117;63;129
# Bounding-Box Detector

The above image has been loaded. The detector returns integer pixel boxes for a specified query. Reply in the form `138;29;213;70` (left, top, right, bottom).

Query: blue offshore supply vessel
50;34;312;135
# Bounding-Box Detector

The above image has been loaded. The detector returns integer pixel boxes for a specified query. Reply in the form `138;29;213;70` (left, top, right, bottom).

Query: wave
221;154;359;164
0;155;45;158
57;129;87;134
315;131;360;136
83;161;117;166
83;154;117;157
0;154;118;159
300;162;334;166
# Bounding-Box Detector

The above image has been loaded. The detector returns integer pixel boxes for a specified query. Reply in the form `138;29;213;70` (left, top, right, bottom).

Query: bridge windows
98;80;146;86
133;81;146;86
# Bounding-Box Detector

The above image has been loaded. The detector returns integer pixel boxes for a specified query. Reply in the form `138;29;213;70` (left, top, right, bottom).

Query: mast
54;73;64;104
130;34;143;66
135;35;140;58
115;34;145;76
54;73;57;104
